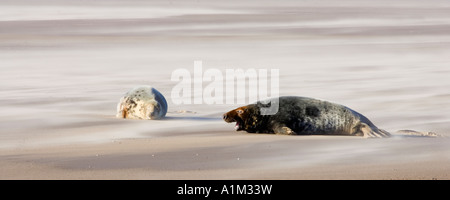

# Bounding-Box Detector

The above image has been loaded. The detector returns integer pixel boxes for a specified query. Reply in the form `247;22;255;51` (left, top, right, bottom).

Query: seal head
223;105;264;132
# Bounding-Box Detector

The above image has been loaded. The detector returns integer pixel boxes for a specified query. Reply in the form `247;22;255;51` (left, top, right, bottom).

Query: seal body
223;96;390;138
117;86;168;120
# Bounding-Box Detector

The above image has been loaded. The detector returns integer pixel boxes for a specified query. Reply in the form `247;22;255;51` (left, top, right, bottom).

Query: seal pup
117;86;168;120
223;96;390;138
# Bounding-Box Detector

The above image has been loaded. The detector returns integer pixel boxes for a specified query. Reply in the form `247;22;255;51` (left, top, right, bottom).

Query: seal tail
363;129;391;138
377;129;391;138
360;123;391;138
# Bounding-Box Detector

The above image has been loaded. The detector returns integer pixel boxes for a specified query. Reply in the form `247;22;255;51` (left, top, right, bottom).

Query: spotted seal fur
117;86;167;120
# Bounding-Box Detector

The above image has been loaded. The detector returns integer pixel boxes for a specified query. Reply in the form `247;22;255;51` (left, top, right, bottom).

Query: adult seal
117;86;168;120
223;96;390;138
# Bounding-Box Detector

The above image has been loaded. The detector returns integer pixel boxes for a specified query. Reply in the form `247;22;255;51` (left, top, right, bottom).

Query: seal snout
223;113;241;131
224;107;248;131
223;113;236;123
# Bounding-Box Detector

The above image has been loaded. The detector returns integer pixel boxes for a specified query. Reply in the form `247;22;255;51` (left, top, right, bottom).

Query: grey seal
223;96;390;138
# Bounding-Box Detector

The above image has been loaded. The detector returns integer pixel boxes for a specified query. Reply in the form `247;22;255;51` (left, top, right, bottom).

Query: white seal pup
223;96;391;138
117;86;168;120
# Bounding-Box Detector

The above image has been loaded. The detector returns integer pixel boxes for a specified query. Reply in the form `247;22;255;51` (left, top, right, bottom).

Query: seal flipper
395;130;438;137
273;125;295;135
